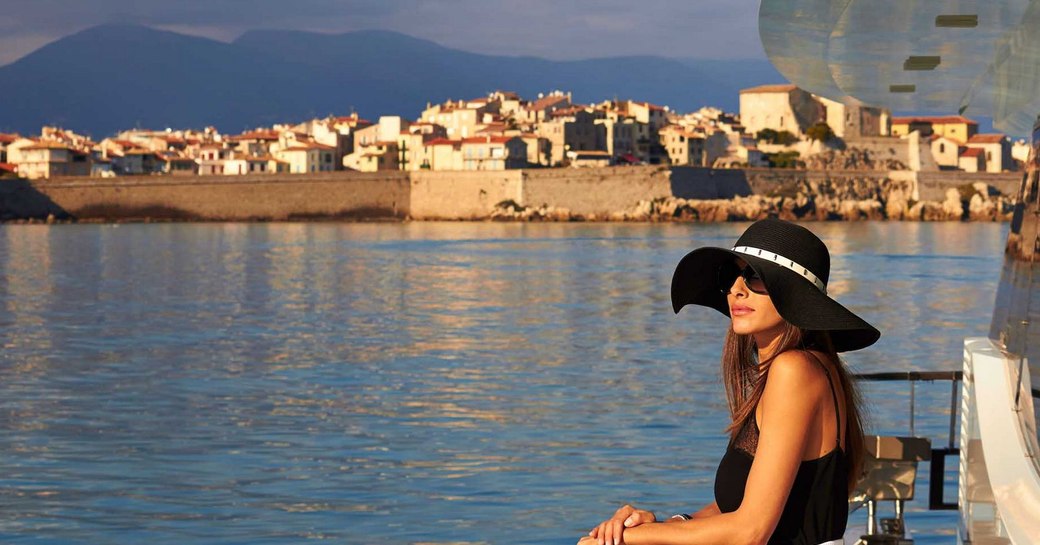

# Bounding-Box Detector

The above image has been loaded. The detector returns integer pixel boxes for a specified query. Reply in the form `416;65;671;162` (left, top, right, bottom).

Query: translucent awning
760;0;1040;134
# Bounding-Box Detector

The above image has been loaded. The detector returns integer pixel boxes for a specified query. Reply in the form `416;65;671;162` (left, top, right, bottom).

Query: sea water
0;222;1005;544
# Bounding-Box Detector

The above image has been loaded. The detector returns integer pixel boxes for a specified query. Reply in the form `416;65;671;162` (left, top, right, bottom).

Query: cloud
0;0;764;66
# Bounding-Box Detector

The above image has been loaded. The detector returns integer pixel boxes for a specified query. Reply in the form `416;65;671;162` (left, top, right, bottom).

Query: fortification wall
409;170;522;220
520;166;673;216
3;172;410;221
0;166;1022;222
916;171;1022;201
743;168;897;196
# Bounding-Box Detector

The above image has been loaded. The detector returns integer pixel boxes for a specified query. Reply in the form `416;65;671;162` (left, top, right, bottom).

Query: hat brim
671;247;880;352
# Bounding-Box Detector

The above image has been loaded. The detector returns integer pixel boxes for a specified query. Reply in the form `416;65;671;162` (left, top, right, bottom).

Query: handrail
855;371;962;381
854;370;963;510
855;370;1039;398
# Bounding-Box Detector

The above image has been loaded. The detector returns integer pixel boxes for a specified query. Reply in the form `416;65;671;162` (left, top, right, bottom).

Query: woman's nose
727;277;748;297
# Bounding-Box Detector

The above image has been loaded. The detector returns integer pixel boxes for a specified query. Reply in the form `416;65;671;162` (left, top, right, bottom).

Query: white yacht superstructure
757;2;1040;543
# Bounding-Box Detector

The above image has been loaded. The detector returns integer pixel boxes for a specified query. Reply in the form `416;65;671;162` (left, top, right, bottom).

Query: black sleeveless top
713;355;849;545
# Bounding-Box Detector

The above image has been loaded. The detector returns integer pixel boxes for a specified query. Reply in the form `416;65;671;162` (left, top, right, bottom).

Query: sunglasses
717;262;767;294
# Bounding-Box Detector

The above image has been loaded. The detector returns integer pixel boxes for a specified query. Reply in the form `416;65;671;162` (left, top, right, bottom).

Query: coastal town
0;84;1029;181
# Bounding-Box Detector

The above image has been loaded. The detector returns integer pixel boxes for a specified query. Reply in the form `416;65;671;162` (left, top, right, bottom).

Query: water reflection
0;222;1005;544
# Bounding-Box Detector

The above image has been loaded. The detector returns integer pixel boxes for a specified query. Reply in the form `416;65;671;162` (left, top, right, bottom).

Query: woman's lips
730;305;754;316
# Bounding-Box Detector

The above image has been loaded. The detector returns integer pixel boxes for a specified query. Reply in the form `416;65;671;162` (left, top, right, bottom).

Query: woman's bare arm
582;351;826;545
690;501;720;520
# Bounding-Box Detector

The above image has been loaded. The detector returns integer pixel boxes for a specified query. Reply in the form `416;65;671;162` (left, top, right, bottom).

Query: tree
764;151;802;169
756;128;799;145
806;122;836;142
756;128;778;142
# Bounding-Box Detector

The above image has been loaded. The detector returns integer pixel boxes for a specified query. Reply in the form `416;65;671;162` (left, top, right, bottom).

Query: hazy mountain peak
0;26;784;136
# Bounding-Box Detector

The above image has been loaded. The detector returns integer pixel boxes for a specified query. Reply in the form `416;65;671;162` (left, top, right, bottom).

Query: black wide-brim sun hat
671;218;880;352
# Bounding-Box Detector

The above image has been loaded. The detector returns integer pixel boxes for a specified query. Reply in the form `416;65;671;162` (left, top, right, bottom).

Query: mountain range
0;24;784;138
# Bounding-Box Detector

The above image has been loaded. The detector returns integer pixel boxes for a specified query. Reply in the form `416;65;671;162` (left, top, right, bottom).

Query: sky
0;0;765;66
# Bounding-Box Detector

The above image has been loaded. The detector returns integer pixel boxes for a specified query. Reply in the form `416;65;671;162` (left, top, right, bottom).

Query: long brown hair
721;322;866;495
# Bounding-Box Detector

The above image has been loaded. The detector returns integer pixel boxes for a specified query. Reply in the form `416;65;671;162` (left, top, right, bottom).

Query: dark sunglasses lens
717;262;739;293
743;268;767;294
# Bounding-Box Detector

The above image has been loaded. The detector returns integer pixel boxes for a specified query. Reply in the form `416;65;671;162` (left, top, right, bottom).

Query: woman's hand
583;504;656;545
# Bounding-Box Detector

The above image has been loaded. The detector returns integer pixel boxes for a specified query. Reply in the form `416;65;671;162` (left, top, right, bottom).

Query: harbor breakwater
0;166;1021;222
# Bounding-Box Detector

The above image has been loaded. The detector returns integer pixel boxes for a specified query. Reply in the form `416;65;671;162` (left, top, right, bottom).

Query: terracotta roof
20;142;71;151
632;101;666;111
335;116;371;124
0;134;19;144
425;138;459;147
229;130;281;141
108;139;136;148
462;136;516;144
550;106;588;118
477;123;507;132
528;94;569;111
892;115;978;125
960;147;985;158
740;84;799;94
0;163;17;173
968;133;1007;144
286;142;337;151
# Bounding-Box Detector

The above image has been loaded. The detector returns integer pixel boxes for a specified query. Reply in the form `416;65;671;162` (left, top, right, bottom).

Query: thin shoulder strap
805;350;842;447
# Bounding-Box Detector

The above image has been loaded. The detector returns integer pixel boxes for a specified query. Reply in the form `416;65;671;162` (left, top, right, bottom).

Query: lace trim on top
733;415;759;455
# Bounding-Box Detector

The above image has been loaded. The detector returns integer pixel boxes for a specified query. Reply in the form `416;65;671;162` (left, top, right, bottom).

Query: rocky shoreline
492;179;1015;222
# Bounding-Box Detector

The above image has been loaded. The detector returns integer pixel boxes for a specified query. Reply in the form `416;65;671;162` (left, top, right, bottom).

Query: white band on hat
732;245;827;294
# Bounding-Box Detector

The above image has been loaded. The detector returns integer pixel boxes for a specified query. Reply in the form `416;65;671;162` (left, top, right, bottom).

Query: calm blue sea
0;222;1006;544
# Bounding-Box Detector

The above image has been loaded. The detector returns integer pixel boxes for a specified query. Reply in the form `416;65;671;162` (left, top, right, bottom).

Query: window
940;143;945;153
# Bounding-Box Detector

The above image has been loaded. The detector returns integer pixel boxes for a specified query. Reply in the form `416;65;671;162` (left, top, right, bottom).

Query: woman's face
724;259;785;337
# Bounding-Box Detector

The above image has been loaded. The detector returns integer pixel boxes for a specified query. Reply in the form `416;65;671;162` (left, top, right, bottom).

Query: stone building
536;109;607;166
891;116;978;144
739;84;825;138
965;133;1013;172
818;96;890;138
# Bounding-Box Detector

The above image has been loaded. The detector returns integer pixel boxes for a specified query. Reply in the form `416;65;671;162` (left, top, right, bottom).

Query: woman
579;218;879;545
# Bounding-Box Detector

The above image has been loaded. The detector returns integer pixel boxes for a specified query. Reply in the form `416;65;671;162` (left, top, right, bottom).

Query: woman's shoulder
765;350;833;393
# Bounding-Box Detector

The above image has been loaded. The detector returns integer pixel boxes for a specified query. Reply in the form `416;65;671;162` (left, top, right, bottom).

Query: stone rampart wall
916;171;1022;201
3;172;410;221
521;166;673;216
0;167;1023;222
409;170;522;220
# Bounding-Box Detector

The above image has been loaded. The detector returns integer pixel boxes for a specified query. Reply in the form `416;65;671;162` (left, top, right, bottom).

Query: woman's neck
754;328;786;364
